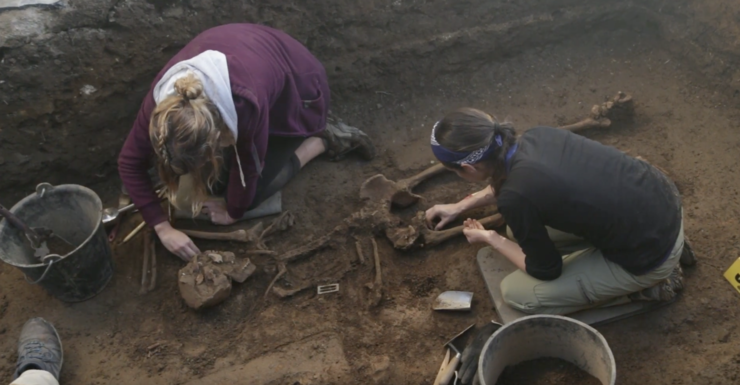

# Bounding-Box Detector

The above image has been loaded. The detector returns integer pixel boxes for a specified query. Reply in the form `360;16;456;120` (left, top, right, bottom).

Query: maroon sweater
118;24;330;226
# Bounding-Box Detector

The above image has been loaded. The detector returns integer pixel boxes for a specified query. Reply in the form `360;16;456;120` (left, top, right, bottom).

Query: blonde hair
149;73;226;215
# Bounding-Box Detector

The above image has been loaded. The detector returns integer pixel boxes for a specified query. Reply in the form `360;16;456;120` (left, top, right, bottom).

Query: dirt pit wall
0;0;739;196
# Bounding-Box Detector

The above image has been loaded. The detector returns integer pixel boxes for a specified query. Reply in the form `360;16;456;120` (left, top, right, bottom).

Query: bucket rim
0;183;103;268
477;314;616;385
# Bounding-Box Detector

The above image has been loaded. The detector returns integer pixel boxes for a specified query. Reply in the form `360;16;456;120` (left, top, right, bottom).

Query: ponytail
433;108;517;194
149;73;226;215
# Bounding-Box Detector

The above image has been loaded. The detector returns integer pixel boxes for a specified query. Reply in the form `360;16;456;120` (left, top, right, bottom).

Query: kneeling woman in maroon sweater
118;24;374;261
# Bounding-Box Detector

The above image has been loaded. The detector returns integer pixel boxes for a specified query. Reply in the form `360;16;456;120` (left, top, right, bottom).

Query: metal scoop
0;204;75;258
433;291;474;311
102;202;136;224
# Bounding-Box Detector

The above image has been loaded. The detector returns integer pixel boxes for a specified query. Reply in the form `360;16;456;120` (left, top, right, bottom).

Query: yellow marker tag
723;257;740;294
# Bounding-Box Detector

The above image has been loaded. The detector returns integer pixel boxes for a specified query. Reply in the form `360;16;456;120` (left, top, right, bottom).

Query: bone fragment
256;211;295;250
355;239;366;265
368;238;383;307
263;262;287;299
423;214;504;247
387;213;504;250
180;223;262;243
360;163;447;208
276;233;334;263
559;92;633;132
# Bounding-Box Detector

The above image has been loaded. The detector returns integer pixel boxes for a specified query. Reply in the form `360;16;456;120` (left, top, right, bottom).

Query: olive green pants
499;219;684;315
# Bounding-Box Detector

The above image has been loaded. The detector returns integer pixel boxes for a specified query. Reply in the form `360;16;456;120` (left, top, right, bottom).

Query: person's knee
500;275;541;314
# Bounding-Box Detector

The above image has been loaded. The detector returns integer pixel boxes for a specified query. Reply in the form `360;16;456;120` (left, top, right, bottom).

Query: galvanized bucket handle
25;254;62;285
36;183;55;198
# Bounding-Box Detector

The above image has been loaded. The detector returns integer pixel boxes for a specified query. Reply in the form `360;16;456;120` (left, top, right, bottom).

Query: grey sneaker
629;265;684;302
13;318;63;381
321;120;376;161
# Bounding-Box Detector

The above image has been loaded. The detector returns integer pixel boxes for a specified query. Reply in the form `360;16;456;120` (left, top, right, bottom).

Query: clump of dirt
403;275;440;297
44;235;76;256
178;250;256;310
496;357;601;385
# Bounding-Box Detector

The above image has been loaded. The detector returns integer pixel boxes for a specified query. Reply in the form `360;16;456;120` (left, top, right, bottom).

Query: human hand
462;219;505;247
202;201;236;225
154;222;200;261
425;203;461;230
462;218;493;244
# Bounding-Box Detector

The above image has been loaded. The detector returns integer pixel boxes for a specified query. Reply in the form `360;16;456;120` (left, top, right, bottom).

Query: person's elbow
525;265;562;281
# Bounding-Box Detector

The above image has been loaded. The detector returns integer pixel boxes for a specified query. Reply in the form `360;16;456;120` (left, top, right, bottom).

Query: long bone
386;212;504;250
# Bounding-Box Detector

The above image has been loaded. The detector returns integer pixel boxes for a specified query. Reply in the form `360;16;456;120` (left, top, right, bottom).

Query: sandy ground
1;26;740;385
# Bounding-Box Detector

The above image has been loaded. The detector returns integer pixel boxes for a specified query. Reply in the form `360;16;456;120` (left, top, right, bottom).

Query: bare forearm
455;185;497;213
488;234;527;271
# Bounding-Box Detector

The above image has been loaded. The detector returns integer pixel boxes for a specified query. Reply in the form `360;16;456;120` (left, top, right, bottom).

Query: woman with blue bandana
425;107;691;315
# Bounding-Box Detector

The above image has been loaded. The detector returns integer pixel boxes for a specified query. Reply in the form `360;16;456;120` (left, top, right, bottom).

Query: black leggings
134;136;304;210
214;136;304;209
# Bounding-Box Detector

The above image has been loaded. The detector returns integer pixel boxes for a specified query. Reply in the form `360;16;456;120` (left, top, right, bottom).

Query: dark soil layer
497;357;601;385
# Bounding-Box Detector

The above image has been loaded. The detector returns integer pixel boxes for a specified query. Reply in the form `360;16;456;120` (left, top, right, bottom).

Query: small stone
80;84;97;96
13;153;30;165
369;355;391;383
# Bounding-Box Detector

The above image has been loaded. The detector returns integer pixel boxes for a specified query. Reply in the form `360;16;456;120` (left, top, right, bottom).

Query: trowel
434;323;475;385
433;291;474;312
0;204;74;258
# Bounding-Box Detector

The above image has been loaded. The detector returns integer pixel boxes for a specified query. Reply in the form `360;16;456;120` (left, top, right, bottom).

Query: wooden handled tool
434;324;475;385
436;345;462;385
433;349;452;384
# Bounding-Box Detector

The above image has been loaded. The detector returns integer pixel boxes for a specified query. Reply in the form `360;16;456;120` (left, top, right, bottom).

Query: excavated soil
497;358;601;385
2;1;740;385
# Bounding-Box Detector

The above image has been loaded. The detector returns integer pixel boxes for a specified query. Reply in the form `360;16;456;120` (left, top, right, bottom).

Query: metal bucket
478;315;616;385
0;183;114;302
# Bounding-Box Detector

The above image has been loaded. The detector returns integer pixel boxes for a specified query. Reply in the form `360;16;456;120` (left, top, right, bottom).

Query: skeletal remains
174;92;635;303
261;92;635;299
179;211;295;252
139;229;157;294
178;250;258;309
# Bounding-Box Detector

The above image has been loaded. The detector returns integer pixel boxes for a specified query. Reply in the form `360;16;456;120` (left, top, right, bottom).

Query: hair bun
174;74;204;100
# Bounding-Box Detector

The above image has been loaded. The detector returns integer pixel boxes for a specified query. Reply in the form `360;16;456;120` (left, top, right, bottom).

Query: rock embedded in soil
496;357;601;385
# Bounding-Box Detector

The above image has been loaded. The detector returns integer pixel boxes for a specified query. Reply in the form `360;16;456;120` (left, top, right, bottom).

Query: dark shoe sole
680;239;697;267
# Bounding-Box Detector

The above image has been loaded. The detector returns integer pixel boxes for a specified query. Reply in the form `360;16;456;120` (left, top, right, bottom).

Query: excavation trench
1;1;740;384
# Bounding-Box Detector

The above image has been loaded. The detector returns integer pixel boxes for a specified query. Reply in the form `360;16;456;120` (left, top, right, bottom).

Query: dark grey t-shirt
497;126;682;281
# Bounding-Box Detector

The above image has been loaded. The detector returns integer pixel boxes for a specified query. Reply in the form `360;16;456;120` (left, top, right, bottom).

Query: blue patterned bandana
430;121;502;165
